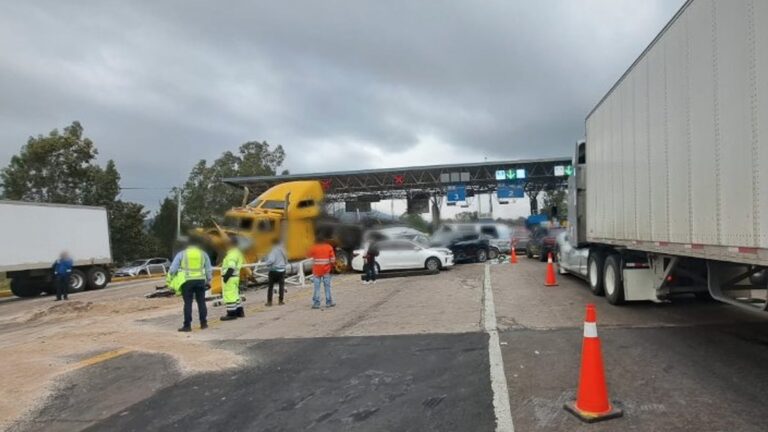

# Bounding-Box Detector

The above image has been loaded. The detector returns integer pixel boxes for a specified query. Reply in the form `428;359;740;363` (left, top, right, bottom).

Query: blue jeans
312;274;333;306
181;279;207;328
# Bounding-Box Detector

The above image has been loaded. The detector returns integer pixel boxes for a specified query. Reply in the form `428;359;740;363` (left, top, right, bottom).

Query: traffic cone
564;304;623;423
509;248;518;264
544;252;558;286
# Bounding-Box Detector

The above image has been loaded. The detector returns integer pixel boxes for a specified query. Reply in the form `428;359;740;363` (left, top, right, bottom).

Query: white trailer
0;201;113;297
559;0;768;312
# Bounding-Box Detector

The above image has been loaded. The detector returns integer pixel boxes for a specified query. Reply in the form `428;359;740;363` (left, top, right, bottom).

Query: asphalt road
7;258;768;431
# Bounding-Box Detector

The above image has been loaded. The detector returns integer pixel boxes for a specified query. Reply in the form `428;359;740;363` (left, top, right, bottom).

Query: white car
351;239;454;273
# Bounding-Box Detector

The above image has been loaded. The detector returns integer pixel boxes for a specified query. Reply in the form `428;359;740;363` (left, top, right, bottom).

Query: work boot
326;302;336;308
265;301;273;307
312;304;320;309
278;300;285;306
178;326;191;332
200;322;209;329
237;307;245;318
220;315;237;321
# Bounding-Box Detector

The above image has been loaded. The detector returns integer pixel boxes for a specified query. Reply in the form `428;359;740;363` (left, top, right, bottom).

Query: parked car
445;235;499;263
364;226;431;246
113;257;171;277
351;239;453;272
431;222;513;253
526;226;566;262
511;228;531;252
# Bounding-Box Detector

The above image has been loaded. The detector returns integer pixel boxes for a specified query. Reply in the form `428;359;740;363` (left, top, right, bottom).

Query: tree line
0;121;286;263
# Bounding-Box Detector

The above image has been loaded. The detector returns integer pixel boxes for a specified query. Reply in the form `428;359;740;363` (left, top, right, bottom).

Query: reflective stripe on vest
181;247;206;280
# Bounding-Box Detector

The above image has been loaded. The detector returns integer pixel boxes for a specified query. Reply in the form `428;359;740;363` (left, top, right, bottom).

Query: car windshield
248;199;286;210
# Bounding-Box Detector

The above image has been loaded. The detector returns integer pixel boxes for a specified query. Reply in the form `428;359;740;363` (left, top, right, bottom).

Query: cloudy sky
0;0;684;215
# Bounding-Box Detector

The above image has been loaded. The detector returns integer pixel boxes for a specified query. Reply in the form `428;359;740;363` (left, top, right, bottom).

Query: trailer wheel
68;269;87;293
86;266;109;290
10;278;43;298
587;252;605;296
604;255;625;305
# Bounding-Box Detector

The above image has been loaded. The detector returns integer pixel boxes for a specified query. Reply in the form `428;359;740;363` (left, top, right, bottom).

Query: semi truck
558;0;768;312
191;180;362;275
0;201;112;298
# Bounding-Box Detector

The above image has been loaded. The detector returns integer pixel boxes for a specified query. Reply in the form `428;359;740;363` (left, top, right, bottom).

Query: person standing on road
264;238;288;306
220;236;246;321
52;251;73;301
362;242;379;285
168;239;212;332
308;237;336;309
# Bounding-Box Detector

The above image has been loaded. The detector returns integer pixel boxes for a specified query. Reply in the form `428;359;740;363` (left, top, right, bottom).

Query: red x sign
393;175;405;185
320;179;332;191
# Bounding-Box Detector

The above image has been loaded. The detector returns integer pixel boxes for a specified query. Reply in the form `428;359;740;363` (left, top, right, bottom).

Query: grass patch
0;273;10;292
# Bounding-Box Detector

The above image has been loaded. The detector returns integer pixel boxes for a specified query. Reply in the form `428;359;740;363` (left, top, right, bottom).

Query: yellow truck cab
223;180;323;262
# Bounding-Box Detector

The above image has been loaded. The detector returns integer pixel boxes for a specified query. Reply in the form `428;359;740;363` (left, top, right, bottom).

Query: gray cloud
0;0;684;211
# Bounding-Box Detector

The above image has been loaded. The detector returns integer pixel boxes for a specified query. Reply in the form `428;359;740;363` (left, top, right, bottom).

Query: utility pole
176;188;183;240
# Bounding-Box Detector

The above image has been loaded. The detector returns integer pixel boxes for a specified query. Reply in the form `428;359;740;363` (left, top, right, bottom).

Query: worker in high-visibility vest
220;236;247;321
168;238;212;332
307;236;336;309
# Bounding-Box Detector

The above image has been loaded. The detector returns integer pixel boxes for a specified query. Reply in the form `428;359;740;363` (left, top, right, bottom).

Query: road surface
2;259;767;431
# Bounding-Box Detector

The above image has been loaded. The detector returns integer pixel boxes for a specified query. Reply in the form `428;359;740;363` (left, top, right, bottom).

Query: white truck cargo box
585;0;768;266
0;201;112;272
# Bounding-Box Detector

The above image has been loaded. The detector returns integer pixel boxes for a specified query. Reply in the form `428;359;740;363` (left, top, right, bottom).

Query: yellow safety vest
221;248;244;304
168;246;207;294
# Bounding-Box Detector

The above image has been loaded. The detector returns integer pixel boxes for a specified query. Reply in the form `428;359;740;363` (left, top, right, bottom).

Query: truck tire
603;254;625;305
86;266;109;290
10;278;42;298
68;269;87;293
333;249;350;273
526;248;534;259
587;252;605;296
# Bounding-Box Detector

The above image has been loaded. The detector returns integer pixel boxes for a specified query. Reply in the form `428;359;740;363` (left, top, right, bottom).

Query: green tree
399;213;430;233
454;211;479;222
0;121;119;205
109;200;159;263
1;121;156;262
150;195;181;257
541;189;568;221
181;140;285;227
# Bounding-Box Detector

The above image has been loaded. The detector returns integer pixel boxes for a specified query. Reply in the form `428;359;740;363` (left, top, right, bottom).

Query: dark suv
526;226;565;262
444;234;499;263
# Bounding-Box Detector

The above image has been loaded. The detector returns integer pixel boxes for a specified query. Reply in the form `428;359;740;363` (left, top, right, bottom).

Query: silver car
114;257;171;277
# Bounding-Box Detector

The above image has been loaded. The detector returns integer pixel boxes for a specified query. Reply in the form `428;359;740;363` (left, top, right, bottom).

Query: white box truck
0;201;112;297
558;0;768;312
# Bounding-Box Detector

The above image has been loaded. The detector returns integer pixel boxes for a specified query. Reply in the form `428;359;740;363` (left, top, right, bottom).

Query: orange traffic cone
510;247;518;264
544;252;558;286
564;304;623;423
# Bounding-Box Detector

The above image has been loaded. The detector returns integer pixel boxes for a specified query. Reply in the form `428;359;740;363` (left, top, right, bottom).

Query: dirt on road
0;264;485;431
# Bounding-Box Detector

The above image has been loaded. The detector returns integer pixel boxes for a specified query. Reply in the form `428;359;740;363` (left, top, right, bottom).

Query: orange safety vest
308;243;335;276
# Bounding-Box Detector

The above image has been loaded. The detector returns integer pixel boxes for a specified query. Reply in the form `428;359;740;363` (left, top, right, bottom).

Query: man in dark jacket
52;251;73;301
362;242;379;284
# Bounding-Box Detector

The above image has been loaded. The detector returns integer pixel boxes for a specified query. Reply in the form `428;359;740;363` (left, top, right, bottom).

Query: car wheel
476;249;488;263
587;252;605;296
604;254;625;305
488;248;499;260
425;257;441;273
68;269;87;293
86;266;109;290
526;248;534;259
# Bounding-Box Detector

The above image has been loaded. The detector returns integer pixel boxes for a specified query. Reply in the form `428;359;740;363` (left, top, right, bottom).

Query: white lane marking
483;264;514;432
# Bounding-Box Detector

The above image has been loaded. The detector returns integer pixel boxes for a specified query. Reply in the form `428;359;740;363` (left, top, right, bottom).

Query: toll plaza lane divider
483;264;515;432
